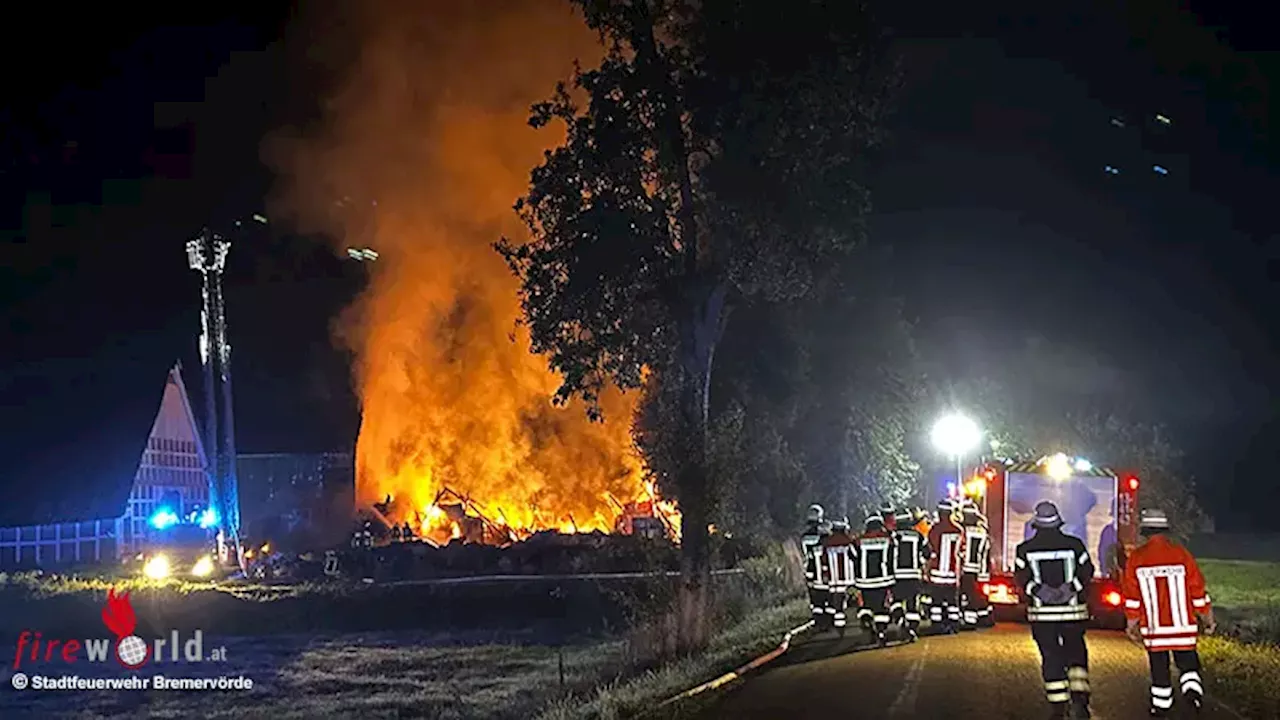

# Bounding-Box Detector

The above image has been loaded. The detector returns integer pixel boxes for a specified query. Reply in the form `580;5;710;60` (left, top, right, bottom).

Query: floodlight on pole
931;413;982;500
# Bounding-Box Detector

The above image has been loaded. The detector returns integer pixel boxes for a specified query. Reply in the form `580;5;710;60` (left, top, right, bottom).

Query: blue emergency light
198;507;219;529
149;508;180;530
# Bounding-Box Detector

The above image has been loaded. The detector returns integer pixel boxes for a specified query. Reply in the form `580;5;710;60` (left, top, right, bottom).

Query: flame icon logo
102;588;150;669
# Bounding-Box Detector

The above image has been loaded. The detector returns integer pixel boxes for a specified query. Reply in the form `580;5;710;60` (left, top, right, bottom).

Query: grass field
1196;559;1280;718
1;552;807;719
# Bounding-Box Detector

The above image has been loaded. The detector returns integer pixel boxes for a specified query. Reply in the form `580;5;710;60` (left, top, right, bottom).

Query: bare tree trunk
674;280;727;652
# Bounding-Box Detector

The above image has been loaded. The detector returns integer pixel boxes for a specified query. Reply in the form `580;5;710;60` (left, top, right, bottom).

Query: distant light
149;508;179;530
252;214;268;224
1104;165;1121;175
1155;114;1171;125
1128;476;1140;491
931;413;982;457
198;507;219;529
1153;165;1169;175
1044;453;1073;480
1110;117;1126;128
1074;458;1093;472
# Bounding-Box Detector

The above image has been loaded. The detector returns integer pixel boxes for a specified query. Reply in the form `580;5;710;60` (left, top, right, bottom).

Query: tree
498;0;893;648
945;376;1206;533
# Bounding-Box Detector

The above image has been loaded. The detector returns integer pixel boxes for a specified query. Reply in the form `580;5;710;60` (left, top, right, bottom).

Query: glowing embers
371;480;681;548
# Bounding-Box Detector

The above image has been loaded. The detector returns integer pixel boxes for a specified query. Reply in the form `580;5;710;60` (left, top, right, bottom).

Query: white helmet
806;504;825;522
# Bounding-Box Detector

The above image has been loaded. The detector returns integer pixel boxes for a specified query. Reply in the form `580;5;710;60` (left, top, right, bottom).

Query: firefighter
879;502;897;531
1015;501;1094;719
801;504;832;625
913;507;932;537
960;502;993;629
390;523;403;543
821;518;858;633
855;515;896;646
926;498;965;634
890;508;930;640
402;521;415;541
1121;508;1215;717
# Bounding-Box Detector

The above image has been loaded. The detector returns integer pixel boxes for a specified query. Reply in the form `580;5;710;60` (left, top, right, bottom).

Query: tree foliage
946;374;1206;533
498;0;894;647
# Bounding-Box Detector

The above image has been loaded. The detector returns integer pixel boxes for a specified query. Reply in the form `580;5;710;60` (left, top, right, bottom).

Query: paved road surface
702;624;1241;719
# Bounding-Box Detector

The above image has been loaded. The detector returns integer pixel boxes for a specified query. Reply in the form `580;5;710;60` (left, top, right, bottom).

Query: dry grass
1194;559;1280;718
1200;636;1280;720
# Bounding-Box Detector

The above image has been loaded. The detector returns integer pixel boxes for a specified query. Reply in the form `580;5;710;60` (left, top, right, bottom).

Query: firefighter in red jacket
1121;508;1216;717
925;498;965;634
820;518;858;633
855;515;896;646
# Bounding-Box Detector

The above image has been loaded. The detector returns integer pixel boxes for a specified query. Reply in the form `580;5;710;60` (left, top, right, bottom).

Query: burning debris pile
370;483;680;548
269;0;680;541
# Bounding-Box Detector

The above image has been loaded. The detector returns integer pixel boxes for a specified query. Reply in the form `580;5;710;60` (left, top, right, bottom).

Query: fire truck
962;453;1141;628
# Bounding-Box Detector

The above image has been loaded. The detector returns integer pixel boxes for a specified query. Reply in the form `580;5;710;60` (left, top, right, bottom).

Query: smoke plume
267;0;644;532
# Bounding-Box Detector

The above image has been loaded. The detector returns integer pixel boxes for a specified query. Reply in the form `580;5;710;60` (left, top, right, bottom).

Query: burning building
268;0;676;544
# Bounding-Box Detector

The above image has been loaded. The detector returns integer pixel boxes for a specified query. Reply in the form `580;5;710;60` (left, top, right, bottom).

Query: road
701;624;1241;719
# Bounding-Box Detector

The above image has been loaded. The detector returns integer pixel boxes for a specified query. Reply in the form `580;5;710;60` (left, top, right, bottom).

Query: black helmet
1032;501;1064;529
806;504;825;523
864;516;885;532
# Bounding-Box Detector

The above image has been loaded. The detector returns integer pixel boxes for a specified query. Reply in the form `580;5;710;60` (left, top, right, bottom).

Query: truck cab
126;503;222;581
966;454;1140;628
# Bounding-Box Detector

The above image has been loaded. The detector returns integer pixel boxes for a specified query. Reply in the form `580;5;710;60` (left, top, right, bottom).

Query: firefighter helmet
831;517;850;532
1139;508;1171;531
1032;501;1064;529
864;515;885;532
806;504;825;523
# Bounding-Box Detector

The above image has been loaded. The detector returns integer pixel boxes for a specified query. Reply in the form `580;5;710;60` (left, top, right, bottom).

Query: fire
268;0;676;542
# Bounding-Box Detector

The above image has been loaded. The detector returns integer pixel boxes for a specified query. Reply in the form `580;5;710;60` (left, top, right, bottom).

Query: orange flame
268;1;670;540
101;588;138;638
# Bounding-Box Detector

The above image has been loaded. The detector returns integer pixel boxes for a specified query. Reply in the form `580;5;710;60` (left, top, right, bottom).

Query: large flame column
186;229;244;570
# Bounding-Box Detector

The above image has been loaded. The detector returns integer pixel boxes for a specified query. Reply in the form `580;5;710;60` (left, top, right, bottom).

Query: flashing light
191;555;215;578
964;477;987;497
1127;476;1140;492
149;508;179;530
1104;591;1123;607
260;543;270;554
198;507;219;529
143;554;172;580
1044;453;1073;480
1074;458;1092;472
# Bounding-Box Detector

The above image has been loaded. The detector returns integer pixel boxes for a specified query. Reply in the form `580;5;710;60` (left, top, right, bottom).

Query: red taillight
1104;591;1122;607
981;583;989;594
1127;477;1139;491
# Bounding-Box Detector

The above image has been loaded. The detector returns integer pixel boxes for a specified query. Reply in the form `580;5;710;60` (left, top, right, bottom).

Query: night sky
2;2;1277;528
